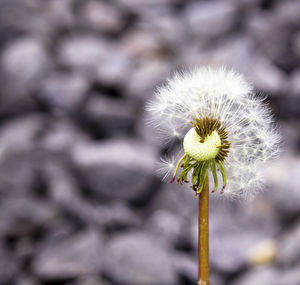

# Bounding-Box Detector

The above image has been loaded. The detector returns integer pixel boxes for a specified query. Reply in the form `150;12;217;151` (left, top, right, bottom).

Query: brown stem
198;175;210;285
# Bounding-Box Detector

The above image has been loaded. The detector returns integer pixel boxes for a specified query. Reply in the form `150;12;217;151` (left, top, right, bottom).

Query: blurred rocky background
0;0;299;284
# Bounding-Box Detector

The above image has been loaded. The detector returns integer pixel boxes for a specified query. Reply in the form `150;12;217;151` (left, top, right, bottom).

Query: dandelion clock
146;66;280;285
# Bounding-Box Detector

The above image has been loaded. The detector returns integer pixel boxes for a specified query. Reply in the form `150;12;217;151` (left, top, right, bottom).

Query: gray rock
0;197;57;237
41;119;87;153
95;202;141;229
145;209;181;244
95;51;133;86
0;246;17;284
228;36;287;95
104;232;177;285
71;139;157;202
247;2;300;70
137;10;187;48
246;55;287;95
0;37;47;113
0;114;44;155
136;118;165;148
0;115;45;196
67;276;110;285
0;152;38;197
147;183;197;250
277;121;300;152
232;266;280;285
39;72;89;111
1;37;49;91
286;70;300;115
80;1;124;34
45;0;75;31
235;0;261;8
42;160;80;203
83;95;136;136
210;275;226;285
278;219;300;266
275;0;300;27
146;180;196;218
126;60;172;100
185;1;238;40
264;154;300;216
42;159;103;224
15;275;39;285
33;230;103;281
289;69;300;96
171;253;197;283
43;159;141;228
116;0;174;12
121;29;168;59
293;30;300;58
59;36;114;72
0;0;55;35
279;266;300;285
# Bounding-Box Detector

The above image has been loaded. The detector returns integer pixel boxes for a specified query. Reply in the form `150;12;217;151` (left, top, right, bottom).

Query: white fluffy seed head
146;66;281;200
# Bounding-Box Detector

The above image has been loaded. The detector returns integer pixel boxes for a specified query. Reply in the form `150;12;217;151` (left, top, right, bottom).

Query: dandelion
146;66;280;285
146;66;280;199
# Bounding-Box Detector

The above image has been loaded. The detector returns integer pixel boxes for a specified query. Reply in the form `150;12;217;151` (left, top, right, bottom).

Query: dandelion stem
198;174;210;285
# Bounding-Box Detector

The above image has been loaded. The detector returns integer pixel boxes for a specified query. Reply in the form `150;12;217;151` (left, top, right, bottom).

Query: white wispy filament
146;66;280;200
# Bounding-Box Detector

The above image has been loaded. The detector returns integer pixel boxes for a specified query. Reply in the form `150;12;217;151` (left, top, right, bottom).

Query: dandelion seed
146;66;280;199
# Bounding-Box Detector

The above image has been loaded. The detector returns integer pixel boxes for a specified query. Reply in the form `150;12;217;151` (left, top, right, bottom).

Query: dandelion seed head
156;155;176;181
146;66;281;200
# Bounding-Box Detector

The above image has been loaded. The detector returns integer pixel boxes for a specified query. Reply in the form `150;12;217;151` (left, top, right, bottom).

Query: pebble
33;230;103;281
104;232;177;285
71;139;157;202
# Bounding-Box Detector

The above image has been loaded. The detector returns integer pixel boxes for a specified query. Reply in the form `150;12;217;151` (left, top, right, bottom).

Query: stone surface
121;29;168;58
40;119;87;153
0;246;18;284
71;139;157;202
0;115;44;154
15;275;39;285
185;1;238;40
67;276;110;285
39;72;89;111
232;266;280;285
0;197;57;238
0;152;38;197
59;36;114;72
95;51;133;86
279;266;300;285
289;69;300;96
247;2;300;71
126;60;172;100
1;37;49;91
264;154;300;216
80;1;124;34
83;96;136;136
33;230;103;281
286;70;300;116
145;209;181;244
278;219;300;266
104;232;177;285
